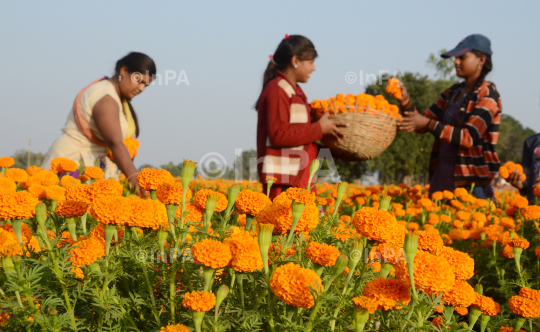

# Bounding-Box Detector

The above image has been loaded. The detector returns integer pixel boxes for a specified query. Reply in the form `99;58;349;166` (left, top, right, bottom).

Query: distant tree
497;114;536;164
160;162;183;177
12;149;45;169
138;164;156;171
426;49;459;82
231;149;258;181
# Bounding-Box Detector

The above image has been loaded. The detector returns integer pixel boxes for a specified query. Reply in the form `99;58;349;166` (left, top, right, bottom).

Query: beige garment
42;80;129;179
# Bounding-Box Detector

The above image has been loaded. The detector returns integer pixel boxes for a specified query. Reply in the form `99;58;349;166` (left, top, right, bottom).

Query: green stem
141;260;161;326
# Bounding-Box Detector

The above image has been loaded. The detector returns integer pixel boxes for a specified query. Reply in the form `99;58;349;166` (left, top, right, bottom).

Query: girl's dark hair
453;50;492;127
114;52;157;138
254;35;317;110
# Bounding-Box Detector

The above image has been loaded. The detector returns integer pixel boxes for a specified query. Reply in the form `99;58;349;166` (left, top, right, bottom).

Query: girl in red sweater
256;35;346;199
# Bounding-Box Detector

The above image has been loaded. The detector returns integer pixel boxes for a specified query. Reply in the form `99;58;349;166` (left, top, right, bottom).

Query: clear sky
1;1;539;170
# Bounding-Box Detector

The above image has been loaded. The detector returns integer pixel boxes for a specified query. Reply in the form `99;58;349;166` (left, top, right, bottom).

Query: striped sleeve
430;84;501;148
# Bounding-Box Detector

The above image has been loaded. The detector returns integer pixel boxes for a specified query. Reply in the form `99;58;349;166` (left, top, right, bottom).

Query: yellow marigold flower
56;201;87;217
156;182;192;205
160;324;191;332
88;179;123;203
0;177;16;193
182;291;216;312
509;295;540;318
442;280;476;307
66;184;91;205
127;197;168;230
523;205;540;221
258;192;319;235
84;166;104;179
519;287;540;303
26;166;43;176
510;238;530;249
431;192;443;201
176;202;203;222
454;306;468;316
369;243;405;265
416;230;443;253
193;189;228;212
270;262;323;309
223;229;263;272
472;293;501;316
234;190;272;216
60;175;80;189
90;196;131;226
436;246;474;281
191;239;232;269
137;168;174;191
362;277;411;310
395;250;455;295
45;185;66;201
0;228;23;257
71;267;84;279
352;295;378;314
4;168;28;184
305;242;340;266
0;157;15;168
68;236;106;267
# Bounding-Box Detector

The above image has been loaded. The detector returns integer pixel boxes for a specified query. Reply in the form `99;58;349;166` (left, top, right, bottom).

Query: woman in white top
42;52;155;192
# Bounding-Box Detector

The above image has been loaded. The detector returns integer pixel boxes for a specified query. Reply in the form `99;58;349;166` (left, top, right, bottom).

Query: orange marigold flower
352;295;378;314
126;197;168;230
234;190;272;216
442;190;454;200
66;184;91;205
502;244;514;258
333;223;357;242
419;198;433;208
305;242;340;267
258;192;319;235
89;223;124;246
90;196;131;226
416;230;443;253
498;327;525;332
395;250;455;295
281;187;316;204
56;201;87;217
60;175;80;189
4;168;28;184
535;246;540;258
45;185;66;201
71;266;84;279
137;168;174;191
51;231;75;248
1;191;40;220
454;307;468;316
353;207;399;244
362;277;411;310
156;182;192;205
510;238;530;249
454;188;468;198
450;200;464;210
182;291;216;312
160;324;191;332
0;177;16;193
0;157;15;168
49;157;66;173
535;186;540;198
60;159;78;173
369;243;405;265
442;280;476;307
193;189;228;212
472;293;501;316
84;166;104;180
176;202;203;222
78;174;90;183
35;170;59;187
270;262;323;309
69;236;106;267
223;228;263;272
87;179;123;203
510;196;528;209
455;211;470;221
436;246;474;281
26;166;43;176
28;184;47;199
523;205;540;221
508;295;540;318
0;228;23;257
519;287;540;303
431;192;443;201
191;239;232;269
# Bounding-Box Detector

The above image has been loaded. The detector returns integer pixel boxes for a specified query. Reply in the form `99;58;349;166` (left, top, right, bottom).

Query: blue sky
1;1;539;170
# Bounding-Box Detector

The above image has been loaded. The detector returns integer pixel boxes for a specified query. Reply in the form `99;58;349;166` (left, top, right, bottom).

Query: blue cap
441;34;492;58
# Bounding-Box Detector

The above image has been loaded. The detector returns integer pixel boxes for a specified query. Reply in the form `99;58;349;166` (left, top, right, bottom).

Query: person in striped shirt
397;34;502;201
255;35;347;199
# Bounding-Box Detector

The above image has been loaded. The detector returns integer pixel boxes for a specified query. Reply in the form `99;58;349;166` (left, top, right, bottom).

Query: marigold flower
0;177;16;193
431;192;443;200
353;207;399;244
71;267;84;279
51;231;75;248
510;196;528;209
89;223;124;246
258;192;319;234
395;250;455;295
160;324;191;332
60;159;78;173
34;170;59;187
177;202;203;222
281;187;316;204
523;205;540;220
87;179;123;203
66;184;91;205
498;327;524;332
0;157;15;168
333;223;357;242
127;198;168;230
472;293;501;316
193;189;228;212
0;191;40;220
369;243;405;265
510;238;530;249
508;295;540;318
502;244;514;258
182;291;216;311
416;230;443;253
56;201;88;217
4;168;28;184
49;157;67;173
442;280;476;307
362;277;411;310
84;166;104;179
352;295;378;314
519;287;540;302
535;246;540;258
137;168;174;191
26;166;43;176
234;190;272;216
223;229;263;272
270;262;323;308
306;242;340;267
191;239;231;269
26;183;48;199
45;185;66;201
156;182;192;205
436;246;474;281
60;175;80;189
454;306;468;316
0;228;23;257
90;196;131;226
68;236;106;267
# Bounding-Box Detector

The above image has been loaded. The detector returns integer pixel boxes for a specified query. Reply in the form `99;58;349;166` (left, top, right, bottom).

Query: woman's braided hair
453;50;493;127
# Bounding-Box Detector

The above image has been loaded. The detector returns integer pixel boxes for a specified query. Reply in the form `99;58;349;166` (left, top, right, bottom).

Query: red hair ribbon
284;34;290;40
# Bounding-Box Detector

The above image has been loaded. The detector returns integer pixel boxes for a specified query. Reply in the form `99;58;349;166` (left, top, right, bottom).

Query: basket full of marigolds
310;86;402;161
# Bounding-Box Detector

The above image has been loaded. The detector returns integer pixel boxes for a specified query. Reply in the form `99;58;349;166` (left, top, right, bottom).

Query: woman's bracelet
126;172;138;181
426;119;433;131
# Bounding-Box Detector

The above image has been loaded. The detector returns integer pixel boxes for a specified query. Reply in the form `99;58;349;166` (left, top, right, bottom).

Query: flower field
0;156;540;332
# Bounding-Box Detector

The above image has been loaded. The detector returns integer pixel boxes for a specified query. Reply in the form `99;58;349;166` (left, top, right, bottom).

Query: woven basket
316;101;399;161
